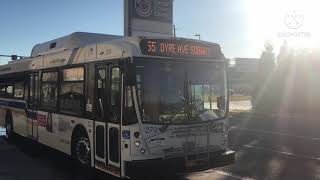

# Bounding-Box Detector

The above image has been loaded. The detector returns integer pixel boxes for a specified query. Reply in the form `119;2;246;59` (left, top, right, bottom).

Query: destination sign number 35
140;39;214;59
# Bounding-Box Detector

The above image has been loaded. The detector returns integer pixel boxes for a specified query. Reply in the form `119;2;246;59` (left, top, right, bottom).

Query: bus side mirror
125;63;136;86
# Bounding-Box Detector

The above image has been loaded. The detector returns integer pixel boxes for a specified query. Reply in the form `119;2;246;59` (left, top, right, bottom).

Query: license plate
150;139;164;147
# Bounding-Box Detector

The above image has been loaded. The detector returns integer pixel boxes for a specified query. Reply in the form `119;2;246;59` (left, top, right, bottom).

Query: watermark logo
284;11;304;29
278;10;311;38
135;0;153;17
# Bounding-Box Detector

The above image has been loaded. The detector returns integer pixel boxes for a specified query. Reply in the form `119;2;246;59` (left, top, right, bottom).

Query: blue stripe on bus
0;99;38;119
0;99;26;109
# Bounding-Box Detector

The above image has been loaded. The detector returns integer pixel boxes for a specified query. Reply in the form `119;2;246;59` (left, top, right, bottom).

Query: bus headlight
134;141;141;147
140;148;146;154
223;125;227;132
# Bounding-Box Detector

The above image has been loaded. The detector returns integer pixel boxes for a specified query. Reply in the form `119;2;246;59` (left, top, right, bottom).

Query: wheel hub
75;138;90;165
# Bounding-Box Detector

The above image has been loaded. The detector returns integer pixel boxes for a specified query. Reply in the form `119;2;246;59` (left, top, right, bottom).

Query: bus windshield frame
134;57;228;125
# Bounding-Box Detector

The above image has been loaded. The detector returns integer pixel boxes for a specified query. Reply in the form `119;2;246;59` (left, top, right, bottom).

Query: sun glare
246;0;320;54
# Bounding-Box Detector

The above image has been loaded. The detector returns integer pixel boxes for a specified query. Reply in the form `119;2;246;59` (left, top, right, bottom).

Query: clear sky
0;0;319;63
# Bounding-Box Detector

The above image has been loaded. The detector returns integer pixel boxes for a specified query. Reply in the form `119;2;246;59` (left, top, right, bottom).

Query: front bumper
125;150;235;178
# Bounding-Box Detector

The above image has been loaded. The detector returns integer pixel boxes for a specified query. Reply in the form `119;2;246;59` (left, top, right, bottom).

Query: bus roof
31;32;122;57
0;32;225;76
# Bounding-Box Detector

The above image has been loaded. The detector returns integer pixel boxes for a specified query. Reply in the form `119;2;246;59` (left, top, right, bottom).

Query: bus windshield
135;58;227;125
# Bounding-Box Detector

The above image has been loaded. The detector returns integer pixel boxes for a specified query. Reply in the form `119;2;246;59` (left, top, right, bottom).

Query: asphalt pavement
1;111;320;180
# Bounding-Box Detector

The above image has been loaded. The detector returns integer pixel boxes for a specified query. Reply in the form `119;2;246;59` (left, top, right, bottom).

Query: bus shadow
5;134;236;180
7;135;188;180
6;135;118;180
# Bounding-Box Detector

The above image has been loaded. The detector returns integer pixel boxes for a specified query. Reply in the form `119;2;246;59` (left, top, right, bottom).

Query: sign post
124;0;173;37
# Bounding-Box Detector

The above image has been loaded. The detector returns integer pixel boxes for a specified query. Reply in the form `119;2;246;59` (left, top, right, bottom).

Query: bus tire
5;111;13;140
71;126;91;167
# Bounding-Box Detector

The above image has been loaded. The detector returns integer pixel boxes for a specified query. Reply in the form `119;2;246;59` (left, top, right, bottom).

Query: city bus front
122;38;235;177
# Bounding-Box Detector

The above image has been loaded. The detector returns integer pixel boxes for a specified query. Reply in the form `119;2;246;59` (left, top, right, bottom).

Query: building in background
229;58;260;95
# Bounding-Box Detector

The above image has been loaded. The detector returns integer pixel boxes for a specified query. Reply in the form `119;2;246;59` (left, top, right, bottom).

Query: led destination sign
140;39;222;59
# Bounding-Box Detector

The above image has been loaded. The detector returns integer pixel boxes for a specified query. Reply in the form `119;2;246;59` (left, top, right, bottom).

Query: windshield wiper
184;79;193;121
159;118;172;133
159;112;182;132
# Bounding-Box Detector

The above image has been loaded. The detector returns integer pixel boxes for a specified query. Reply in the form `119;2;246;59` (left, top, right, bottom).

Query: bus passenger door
95;67;108;164
95;65;121;169
27;73;39;140
107;66;121;168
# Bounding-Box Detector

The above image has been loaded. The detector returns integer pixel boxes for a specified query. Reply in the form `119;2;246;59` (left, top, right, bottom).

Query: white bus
0;32;234;178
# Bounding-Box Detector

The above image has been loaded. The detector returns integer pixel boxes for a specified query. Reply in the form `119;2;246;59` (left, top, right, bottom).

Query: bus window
135;60;227;124
97;68;107;121
0;84;6;96
109;67;121;124
111;67;120;106
123;86;138;125
41;71;58;110
14;82;24;98
60;67;85;115
6;85;13;97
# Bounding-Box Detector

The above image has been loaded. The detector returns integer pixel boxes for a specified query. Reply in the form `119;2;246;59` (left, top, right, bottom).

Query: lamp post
0;55;25;60
194;34;201;40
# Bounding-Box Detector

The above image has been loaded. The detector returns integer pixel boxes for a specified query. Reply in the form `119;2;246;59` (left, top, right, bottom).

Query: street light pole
194;34;201;40
0;55;25;60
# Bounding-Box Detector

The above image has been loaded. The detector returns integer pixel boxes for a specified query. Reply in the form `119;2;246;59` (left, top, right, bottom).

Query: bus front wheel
72;129;91;167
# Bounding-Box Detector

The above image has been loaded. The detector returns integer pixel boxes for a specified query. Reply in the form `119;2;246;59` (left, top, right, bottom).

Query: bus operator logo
135;0;153;17
284;11;304;29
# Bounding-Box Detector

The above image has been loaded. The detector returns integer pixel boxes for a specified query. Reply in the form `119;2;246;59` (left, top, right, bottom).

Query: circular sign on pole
135;0;153;17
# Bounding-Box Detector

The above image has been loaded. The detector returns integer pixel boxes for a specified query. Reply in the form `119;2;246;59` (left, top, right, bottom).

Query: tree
260;41;276;69
252;41;276;110
277;40;289;62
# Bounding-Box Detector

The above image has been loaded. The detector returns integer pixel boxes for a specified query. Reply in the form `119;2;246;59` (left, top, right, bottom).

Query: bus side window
0;84;6;96
59;67;85;115
40;71;58;111
13;82;24;99
6;84;13;97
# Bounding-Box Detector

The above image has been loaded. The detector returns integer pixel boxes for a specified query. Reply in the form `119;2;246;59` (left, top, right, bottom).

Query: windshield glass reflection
135;59;226;124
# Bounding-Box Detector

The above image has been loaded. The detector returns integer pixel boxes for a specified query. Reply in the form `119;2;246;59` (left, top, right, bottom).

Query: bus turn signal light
134;141;141;147
134;132;140;138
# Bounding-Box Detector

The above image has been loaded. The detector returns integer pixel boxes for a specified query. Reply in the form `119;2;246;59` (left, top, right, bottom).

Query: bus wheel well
71;124;91;166
71;124;89;156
